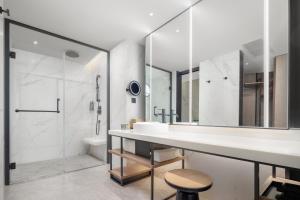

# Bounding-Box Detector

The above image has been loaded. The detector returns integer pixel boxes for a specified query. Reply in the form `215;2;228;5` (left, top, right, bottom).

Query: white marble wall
110;40;145;165
64;53;107;158
10;49;107;164
198;50;241;126
110;41;145;129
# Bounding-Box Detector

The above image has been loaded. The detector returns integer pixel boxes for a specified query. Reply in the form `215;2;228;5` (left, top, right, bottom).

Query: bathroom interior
146;0;288;127
0;0;300;200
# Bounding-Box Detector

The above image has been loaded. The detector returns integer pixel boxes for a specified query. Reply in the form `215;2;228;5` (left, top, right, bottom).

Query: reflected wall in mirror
192;0;264;127
145;0;289;129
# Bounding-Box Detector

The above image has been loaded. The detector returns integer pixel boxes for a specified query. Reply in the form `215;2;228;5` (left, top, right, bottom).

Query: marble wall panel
198;50;241;126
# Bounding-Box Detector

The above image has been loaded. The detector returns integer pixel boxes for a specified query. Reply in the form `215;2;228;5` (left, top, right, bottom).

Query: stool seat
165;169;213;192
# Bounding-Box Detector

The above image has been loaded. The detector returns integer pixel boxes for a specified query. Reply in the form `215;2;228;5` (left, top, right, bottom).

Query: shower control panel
97;105;102;115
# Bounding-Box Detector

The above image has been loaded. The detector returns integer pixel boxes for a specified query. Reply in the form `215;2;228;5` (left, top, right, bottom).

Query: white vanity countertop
109;129;300;169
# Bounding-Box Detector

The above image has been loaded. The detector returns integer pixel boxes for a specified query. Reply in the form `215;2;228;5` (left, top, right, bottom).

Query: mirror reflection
192;0;264;127
147;11;190;124
145;0;289;128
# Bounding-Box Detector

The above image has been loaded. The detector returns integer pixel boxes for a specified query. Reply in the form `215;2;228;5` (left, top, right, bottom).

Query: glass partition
9;24;107;184
148;11;191;123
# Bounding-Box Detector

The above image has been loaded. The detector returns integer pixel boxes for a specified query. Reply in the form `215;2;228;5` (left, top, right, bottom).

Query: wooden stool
164;169;213;200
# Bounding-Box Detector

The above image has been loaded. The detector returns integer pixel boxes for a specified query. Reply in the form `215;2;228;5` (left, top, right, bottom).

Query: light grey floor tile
5;163;180;200
11;155;104;184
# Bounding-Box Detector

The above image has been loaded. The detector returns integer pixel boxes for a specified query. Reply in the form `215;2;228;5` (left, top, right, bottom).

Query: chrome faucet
153;106;177;123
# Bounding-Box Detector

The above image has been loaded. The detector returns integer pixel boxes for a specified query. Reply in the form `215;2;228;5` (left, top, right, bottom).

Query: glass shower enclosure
7;22;108;184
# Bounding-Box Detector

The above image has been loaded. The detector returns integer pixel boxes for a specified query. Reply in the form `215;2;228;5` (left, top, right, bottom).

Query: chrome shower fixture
65;50;79;58
96;75;101;135
96;75;101;103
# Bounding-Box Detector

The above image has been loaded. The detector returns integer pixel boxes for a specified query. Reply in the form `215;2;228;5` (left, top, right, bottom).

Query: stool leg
176;190;199;200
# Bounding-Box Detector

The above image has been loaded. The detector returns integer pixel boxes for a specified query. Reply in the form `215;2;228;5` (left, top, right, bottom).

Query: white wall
110;40;145;164
10;49;107;164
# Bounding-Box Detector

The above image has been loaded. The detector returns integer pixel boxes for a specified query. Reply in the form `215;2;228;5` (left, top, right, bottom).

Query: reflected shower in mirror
146;11;190;124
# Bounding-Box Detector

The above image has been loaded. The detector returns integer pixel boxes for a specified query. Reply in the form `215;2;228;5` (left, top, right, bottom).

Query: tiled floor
11;155;105;184
5;164;178;200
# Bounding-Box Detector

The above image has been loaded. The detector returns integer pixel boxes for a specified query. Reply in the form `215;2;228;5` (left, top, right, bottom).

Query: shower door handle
15;98;61;113
56;98;60;113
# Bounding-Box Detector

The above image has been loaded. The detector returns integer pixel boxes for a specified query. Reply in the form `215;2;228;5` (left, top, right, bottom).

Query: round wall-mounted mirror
127;81;141;96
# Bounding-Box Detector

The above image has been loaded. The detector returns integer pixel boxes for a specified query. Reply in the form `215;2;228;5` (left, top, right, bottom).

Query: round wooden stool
164;169;213;200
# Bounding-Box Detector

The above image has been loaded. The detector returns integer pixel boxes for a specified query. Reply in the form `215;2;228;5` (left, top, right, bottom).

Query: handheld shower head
95;74;101;135
96;75;101;102
96;75;101;88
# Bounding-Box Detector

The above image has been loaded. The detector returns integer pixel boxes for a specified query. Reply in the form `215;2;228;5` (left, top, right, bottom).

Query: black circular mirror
127;81;141;96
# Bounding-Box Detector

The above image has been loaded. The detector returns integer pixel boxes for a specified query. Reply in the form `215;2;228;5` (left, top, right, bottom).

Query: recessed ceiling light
175;29;180;33
33;41;38;45
149;12;154;17
245;62;249;66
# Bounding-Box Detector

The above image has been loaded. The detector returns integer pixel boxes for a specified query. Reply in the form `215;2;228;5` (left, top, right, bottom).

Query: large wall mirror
146;11;191;124
145;0;289;129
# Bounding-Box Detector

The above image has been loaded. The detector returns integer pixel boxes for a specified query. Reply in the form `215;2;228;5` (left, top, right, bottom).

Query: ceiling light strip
149;34;153;121
264;0;270;128
189;7;193;123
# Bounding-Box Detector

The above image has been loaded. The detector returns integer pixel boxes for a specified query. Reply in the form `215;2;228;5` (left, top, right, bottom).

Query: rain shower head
65;50;79;58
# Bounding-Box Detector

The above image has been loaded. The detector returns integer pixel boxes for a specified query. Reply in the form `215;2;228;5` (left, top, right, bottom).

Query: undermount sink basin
133;122;169;134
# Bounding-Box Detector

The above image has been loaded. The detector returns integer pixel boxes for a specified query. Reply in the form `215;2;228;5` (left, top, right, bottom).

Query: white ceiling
5;0;198;50
10;24;106;65
150;0;288;73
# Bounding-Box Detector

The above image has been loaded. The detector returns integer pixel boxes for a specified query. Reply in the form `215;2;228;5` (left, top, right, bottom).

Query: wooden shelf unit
271;177;300;186
261;177;300;199
109;164;151;180
108;148;185;169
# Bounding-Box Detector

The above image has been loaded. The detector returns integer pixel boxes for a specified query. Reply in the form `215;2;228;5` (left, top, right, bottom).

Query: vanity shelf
261;177;300;199
109;164;151;182
271;177;300;186
109;147;185;186
108;148;185;168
